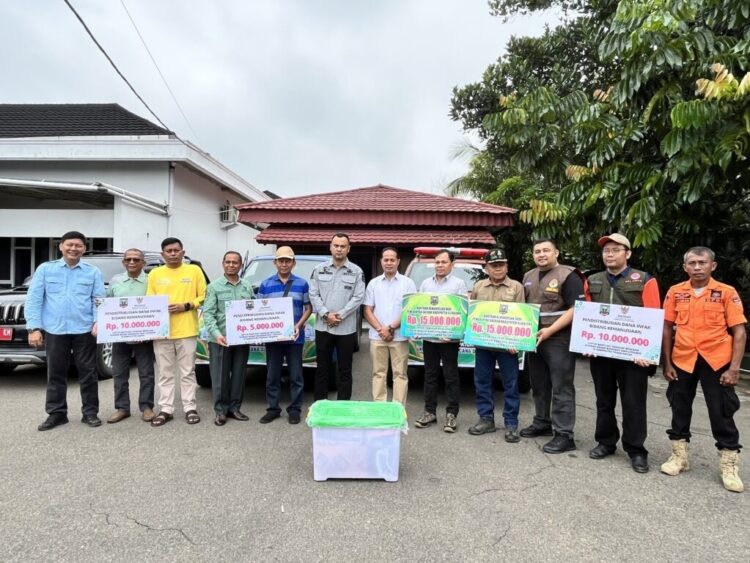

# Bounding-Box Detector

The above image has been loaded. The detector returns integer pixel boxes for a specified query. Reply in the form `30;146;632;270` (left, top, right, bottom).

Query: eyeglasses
602;248;627;255
123;258;142;263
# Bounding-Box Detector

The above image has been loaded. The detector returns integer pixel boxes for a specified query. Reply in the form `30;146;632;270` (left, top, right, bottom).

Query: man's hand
663;363;678;382
536;328;551;345
720;368;740;387
28;330;44;348
216;335;228;347
91;322;98;338
376;325;391;340
293;326;300;341
326;312;342;327
507;348;517;356
634;358;651;368
168;303;187;314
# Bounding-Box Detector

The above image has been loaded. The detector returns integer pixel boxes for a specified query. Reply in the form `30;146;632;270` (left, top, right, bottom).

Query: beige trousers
153;337;198;414
370;339;409;405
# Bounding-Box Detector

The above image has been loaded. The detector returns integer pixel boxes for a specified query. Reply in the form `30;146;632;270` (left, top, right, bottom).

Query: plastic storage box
307;400;407;482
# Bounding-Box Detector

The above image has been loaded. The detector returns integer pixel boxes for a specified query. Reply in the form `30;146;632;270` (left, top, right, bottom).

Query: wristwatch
322;313;329;321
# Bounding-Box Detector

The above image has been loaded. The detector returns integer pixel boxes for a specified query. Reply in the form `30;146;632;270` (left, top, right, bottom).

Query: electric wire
62;0;174;135
118;0;201;143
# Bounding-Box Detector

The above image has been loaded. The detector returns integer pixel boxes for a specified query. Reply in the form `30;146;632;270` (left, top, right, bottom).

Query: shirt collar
606;266;631;284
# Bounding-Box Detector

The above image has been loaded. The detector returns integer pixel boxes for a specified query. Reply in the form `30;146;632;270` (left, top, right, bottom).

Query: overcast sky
2;0;559;198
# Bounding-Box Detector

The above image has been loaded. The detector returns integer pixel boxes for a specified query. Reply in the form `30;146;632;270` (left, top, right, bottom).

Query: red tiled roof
236;184;514;213
255;226;496;246
237;185;515;228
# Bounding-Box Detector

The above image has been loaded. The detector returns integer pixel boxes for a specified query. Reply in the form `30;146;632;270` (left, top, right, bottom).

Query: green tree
451;0;750;301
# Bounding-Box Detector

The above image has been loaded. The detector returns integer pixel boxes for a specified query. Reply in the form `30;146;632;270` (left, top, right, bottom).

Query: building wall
0;160;271;282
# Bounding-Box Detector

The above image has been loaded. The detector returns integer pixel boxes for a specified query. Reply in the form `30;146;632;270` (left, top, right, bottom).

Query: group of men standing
26;230;745;492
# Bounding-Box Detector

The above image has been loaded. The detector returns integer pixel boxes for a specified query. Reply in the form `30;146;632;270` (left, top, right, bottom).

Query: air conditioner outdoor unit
220;204;237;223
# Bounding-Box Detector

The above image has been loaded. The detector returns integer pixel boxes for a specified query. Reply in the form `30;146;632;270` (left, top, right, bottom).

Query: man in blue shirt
257;247;312;424
26;231;106;430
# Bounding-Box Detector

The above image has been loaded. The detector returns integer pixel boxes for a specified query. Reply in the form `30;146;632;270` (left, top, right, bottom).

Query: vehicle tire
0;364;16;376
195;364;212;388
96;343;114;380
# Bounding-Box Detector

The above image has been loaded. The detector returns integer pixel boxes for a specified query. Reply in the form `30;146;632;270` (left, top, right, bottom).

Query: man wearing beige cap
586;233;660;473
257;247;312;424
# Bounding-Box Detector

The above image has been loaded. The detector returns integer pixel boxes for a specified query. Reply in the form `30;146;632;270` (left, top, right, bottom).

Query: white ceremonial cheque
570;300;665;364
226;296;294;345
96;295;170;343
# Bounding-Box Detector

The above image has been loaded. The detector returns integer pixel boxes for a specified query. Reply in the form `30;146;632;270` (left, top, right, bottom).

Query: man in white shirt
364;248;416;405
414;249;468;433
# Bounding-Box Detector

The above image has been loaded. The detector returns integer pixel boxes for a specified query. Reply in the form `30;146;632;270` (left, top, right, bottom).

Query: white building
0;103;272;285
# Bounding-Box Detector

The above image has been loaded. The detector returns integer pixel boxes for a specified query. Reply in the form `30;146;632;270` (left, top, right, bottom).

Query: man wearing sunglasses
106;249;156;424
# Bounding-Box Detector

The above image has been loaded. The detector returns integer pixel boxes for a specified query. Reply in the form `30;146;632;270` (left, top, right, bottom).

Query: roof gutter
0;177;168;216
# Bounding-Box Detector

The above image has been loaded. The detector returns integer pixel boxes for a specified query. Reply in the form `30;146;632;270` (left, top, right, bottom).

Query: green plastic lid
307;400;407;429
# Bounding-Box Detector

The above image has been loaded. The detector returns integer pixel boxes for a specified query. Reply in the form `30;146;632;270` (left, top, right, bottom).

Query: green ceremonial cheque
463;301;540;352
400;293;468;340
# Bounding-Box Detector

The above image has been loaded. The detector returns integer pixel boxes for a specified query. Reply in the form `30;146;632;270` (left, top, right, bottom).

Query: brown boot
660;440;689;476
719;450;745;493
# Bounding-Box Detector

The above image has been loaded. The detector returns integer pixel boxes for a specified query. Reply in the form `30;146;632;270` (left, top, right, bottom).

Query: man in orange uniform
661;247;746;492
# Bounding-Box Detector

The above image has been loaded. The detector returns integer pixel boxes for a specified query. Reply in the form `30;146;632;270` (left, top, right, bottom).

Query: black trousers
112;342;155;412
45;332;99;417
667;355;742;451
314;331;356;401
208;342;249;415
422;340;460;416
527;337;576;436
590;356;649;456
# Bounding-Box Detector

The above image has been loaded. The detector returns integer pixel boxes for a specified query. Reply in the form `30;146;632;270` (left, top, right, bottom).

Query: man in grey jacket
309;233;365;401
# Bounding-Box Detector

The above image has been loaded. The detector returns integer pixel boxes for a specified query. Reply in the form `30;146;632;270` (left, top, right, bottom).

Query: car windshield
243;257;326;292
408;262;487;289
81;257;129;284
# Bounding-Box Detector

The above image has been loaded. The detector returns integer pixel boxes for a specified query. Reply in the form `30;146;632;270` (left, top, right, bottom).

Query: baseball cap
275;246;295;260
485;248;508;263
597;233;631;249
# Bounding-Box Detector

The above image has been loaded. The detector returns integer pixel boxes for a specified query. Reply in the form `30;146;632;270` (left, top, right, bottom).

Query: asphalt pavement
1;340;749;562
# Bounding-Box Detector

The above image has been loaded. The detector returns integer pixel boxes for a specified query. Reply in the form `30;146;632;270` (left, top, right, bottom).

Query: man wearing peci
363;247;416;405
309;233;365;401
414;249;468;433
27;231;106;430
586;234;660;473
521;238;586;453
468;248;525;443
203;251;254;426
257;246;312;424
106;248;156;423
660;246;746;492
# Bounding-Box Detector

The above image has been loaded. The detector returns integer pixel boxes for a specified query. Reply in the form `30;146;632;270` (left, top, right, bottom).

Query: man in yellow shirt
146;237;207;426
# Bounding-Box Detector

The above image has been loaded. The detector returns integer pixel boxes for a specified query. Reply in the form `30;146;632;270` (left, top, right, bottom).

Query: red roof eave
255;226;498;246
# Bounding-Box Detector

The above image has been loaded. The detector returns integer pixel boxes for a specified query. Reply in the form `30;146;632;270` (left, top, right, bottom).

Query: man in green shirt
106;248;156;423
203;251;254;426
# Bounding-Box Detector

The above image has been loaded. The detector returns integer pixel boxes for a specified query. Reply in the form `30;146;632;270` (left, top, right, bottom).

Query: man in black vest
520;239;585;453
587;234;661;473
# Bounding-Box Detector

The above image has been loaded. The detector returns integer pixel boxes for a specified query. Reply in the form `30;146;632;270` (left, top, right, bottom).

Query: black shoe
589;444;616;460
288;412;301;425
519;424;553;438
214;414;227;426
468;418;496;436
228;410;249;421
81;415;102;428
259;411;281;424
630;454;650;473
38;414;69;431
543;434;576;454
